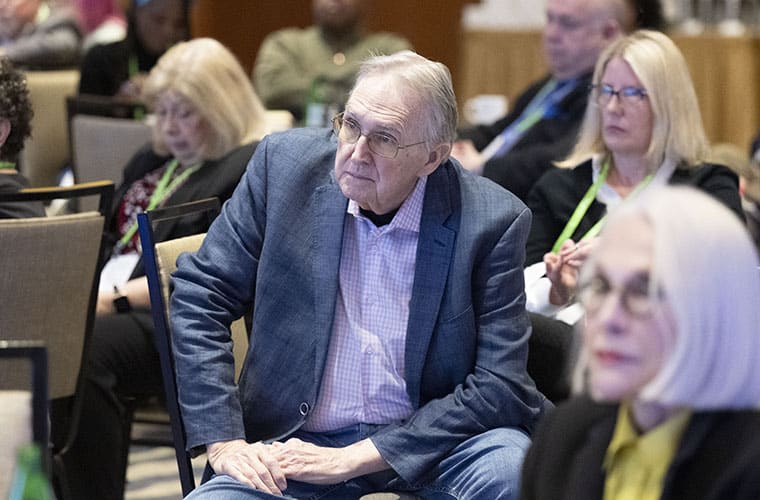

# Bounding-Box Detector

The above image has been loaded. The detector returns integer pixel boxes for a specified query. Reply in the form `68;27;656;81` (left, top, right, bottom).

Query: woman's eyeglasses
592;84;648;107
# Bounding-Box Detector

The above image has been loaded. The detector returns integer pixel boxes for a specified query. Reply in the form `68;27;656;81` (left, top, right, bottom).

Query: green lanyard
551;159;654;253
0;160;16;169
117;159;201;249
128;53;139;79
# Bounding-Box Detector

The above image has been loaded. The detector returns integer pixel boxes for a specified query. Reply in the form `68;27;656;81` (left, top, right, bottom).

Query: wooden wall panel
458;29;760;149
190;0;475;92
190;0;312;74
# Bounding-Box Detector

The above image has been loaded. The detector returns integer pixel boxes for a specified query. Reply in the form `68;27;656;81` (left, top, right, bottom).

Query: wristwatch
113;285;132;313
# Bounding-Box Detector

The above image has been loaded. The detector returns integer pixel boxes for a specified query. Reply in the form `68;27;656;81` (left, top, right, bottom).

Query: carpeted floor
125;445;206;500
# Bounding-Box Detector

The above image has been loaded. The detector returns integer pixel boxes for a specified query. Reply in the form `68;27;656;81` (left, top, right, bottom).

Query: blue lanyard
489;78;577;159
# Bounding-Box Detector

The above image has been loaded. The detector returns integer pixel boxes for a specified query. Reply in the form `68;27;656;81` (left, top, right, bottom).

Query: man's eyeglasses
332;113;426;159
578;274;663;318
592;84;649;107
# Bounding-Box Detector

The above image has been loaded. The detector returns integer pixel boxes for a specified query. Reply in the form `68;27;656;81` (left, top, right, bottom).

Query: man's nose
351;134;373;161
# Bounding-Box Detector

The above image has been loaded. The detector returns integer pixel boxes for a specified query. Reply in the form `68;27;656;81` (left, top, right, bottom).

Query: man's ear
420;142;452;176
602;19;623;42
0;119;11;149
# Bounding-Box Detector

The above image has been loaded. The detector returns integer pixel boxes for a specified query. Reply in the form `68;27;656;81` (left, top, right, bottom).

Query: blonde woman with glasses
524;30;744;319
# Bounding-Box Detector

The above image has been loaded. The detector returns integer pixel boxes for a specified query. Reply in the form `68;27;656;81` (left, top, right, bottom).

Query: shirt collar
592;154;677;208
604;402;692;472
347;175;427;233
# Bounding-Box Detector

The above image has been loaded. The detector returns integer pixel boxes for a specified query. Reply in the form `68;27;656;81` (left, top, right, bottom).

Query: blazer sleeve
169;143;268;450
371;195;546;483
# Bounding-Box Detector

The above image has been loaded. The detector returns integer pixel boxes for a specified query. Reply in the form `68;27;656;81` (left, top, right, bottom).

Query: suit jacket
170;127;546;483
521;396;760;500
458;73;592;201
524;159;743;265
105;141;255;278
0;171;45;219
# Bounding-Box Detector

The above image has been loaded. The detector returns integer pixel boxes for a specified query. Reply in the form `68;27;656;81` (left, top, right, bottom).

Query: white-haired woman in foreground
521;185;760;500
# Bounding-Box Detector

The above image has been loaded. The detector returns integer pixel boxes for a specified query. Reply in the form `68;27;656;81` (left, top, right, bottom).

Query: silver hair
353;50;458;146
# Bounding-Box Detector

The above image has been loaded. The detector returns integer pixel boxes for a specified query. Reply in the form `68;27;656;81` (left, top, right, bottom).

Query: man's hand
271;437;389;485
207;439;287;495
451;140;485;174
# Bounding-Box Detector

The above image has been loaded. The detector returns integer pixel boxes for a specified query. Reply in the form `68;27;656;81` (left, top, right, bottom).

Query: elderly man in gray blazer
171;50;546;499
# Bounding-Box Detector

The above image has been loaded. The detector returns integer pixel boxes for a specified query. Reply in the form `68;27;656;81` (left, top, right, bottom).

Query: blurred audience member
0;0;82;69
707;142;760;253
0;57;43;217
454;0;664;201
74;0;127;51
53;38;267;500
252;0;411;124
744;135;760;252
78;0;187;99
521;186;760;500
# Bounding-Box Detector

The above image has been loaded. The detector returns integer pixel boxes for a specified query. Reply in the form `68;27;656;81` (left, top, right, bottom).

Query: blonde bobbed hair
142;37;268;160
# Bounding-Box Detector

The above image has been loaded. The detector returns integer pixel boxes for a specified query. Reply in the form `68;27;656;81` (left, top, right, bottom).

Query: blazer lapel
404;164;457;407
312;179;348;380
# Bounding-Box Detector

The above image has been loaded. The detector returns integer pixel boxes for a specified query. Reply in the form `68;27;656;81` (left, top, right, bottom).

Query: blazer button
299;402;310;416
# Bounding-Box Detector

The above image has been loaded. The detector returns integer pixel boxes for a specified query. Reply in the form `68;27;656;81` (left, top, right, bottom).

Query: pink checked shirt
303;177;428;432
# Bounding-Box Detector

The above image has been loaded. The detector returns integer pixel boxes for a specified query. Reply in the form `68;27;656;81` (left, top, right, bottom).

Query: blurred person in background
74;0;127;51
0;0;82;69
53;37;268;500
0;57;43;217
521;185;760;500
252;0;411;125
78;0;187;99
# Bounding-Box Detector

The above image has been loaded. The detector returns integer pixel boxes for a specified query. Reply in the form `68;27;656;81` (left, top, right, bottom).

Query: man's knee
462;427;531;473
426;427;530;499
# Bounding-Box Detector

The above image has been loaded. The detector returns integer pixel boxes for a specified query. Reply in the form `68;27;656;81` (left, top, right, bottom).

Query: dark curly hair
0;58;33;162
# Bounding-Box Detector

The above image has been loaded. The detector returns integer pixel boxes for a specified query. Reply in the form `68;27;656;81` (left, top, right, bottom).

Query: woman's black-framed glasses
578;274;664;318
332;112;426;159
592;84;648;107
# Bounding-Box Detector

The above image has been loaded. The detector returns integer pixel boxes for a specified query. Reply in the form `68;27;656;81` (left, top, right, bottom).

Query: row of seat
19;69;296;196
0;181;113;498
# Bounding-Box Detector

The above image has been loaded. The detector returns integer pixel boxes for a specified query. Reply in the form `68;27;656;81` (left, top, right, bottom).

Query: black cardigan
521;396;760;500
105;141;256;278
524;160;743;265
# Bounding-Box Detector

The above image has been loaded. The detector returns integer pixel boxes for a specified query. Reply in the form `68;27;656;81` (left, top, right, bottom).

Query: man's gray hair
354;50;458;145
